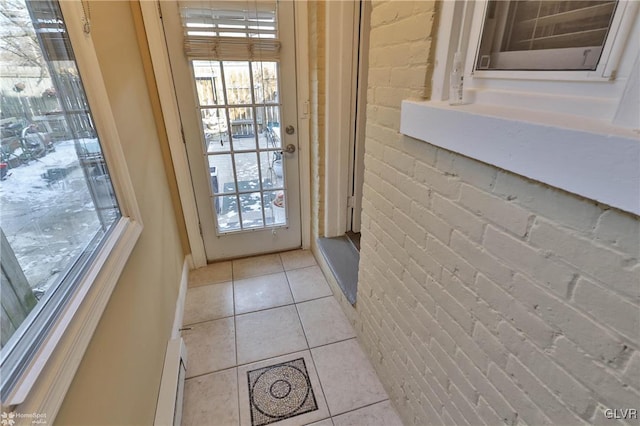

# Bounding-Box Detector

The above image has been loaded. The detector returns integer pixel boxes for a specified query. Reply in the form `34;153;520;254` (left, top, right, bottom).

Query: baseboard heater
155;338;188;426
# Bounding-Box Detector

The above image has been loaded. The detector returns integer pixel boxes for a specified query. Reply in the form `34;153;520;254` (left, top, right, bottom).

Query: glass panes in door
194;60;285;233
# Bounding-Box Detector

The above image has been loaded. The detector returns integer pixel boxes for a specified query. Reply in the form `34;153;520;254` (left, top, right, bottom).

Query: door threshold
317;236;359;305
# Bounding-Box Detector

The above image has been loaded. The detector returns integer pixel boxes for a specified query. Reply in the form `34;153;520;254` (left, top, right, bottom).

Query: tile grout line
234;269;287;284
236;263;318;282
240;259;349;423
280;253;330;424
232;262;242;426
186;275;355;377
185;335;361;381
184;364;239;382
245;253;284;426
184;254;311;424
182;279;336;330
192;254;380;425
183;370;394;423
307;345;334;420
282;253;301;314
183;292;334;327
329;398;392;421
309;336;358;352
287;264;336;422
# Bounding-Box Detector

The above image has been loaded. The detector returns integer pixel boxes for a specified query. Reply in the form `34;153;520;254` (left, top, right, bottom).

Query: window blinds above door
179;0;280;61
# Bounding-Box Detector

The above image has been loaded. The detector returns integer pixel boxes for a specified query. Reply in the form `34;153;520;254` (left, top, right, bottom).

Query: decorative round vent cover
247;358;318;426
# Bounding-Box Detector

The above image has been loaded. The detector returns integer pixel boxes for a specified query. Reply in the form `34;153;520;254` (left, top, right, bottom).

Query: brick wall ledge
400;100;640;216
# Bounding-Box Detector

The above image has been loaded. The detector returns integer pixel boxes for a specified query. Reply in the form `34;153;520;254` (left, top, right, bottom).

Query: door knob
285;125;295;135
284;144;296;153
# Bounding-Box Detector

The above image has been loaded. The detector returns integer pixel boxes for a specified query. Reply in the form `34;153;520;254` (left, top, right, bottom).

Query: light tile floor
181;250;403;426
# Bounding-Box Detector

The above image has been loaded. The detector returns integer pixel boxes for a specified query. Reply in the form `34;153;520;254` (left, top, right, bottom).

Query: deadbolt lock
285;125;295;135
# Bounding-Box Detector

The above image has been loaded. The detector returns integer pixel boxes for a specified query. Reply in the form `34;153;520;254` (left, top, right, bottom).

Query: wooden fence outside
1;228;37;348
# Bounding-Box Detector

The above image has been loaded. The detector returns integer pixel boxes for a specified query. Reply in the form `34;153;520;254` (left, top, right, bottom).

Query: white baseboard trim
171;256;190;339
154;338;187;426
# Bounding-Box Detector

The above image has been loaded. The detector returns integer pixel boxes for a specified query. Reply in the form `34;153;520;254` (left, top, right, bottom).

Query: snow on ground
0;139;83;202
0;139;111;296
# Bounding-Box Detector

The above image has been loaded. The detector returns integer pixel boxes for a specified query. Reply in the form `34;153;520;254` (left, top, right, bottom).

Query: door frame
348;0;370;234
140;1;311;267
324;0;368;238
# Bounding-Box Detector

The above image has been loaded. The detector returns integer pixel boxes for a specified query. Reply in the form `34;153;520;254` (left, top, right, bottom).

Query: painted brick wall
351;1;640;425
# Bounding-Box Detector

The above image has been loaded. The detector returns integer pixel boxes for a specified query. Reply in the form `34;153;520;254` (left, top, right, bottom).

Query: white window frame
400;0;640;216
1;1;143;420
469;1;627;76
432;0;640;122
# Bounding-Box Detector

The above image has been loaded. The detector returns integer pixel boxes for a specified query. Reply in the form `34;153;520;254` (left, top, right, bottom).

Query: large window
0;0;126;403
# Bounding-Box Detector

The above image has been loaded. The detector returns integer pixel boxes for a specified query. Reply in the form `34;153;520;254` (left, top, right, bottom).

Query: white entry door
161;0;301;260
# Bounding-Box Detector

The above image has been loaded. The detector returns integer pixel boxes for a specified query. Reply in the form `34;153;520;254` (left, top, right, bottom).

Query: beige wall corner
55;1;184;424
129;0;191;256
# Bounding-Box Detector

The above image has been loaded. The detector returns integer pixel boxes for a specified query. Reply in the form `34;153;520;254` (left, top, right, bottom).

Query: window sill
400;100;640;215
